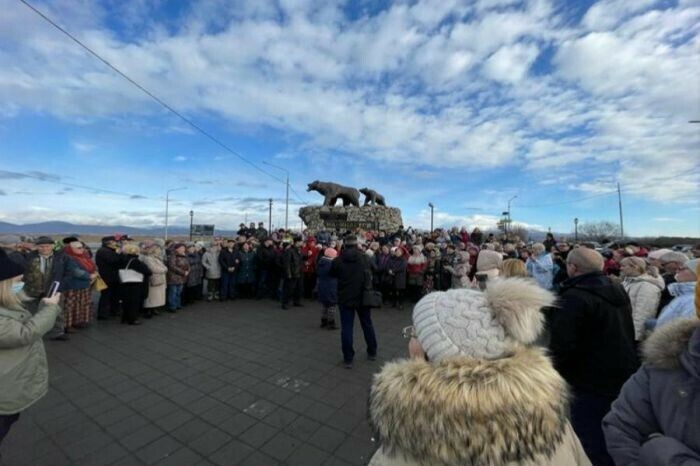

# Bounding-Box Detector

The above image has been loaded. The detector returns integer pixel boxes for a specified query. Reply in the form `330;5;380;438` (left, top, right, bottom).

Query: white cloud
482;43;539;83
173;155;187;162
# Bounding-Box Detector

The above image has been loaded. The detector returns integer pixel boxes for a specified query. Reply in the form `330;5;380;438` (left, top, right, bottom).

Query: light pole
268;198;273;233
164;187;187;241
428;203;434;233
263;161;289;230
189;210;194;240
574;217;579;243
507;195;517;238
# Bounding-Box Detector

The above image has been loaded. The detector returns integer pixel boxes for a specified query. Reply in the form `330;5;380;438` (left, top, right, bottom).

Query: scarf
64;246;96;273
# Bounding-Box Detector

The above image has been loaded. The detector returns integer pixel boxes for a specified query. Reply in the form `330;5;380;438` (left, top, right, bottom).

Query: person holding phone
0;249;61;447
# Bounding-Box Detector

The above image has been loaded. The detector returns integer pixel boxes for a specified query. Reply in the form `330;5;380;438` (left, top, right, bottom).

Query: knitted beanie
324;248;338;259
476;249;503;272
412;278;555;361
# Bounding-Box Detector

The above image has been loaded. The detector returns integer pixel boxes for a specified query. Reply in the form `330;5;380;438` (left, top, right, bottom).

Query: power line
17;0;307;202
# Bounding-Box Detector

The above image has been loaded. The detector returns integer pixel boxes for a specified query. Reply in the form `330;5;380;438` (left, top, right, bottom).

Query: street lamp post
428;203;434;233
164;187;187;241
263;161;289;230
189;210;194;241
268;198;273;233
506;195;517;238
574;217;579;243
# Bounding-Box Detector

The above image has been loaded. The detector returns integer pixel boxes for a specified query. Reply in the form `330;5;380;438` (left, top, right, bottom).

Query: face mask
11;281;25;295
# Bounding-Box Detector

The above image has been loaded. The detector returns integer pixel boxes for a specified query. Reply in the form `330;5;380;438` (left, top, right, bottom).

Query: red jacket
302;242;319;274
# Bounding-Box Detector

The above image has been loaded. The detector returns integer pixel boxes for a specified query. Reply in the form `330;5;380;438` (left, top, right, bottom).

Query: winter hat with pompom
412;278;555;361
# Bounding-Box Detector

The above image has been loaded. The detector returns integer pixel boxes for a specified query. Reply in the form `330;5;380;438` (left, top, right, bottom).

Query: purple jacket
602;318;700;465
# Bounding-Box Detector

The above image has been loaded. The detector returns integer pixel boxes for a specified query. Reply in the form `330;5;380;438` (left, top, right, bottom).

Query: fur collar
643;318;700;370
369;347;569;466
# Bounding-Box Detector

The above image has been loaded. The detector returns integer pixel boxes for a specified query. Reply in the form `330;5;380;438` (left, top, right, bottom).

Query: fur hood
643;318;700;370
369;346;569;466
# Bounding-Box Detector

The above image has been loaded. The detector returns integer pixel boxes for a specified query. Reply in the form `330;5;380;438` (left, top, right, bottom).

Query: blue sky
0;0;698;236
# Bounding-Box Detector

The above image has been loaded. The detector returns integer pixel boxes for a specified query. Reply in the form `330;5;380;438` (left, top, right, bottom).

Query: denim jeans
339;305;378;363
167;284;183;311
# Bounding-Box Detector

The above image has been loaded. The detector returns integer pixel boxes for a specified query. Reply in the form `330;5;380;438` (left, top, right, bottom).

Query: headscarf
64;243;96;273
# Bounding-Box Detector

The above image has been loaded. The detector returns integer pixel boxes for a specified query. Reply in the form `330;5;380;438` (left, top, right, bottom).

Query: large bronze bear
307;180;360;207
359;188;386;206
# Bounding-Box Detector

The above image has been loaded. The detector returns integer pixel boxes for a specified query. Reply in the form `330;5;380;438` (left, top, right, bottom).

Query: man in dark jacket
281;238;303;309
548;247;639;466
330;235;378;368
23;236;68;340
219;240;240;301
95;236;122;319
256;238;275;299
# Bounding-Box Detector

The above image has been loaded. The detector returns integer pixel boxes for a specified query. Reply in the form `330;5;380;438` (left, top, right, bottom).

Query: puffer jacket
622;274;664;340
369;346;591;466
603;319;700;465
201;248;221;279
0;302;60;414
167;253;190;285
654;281;696;329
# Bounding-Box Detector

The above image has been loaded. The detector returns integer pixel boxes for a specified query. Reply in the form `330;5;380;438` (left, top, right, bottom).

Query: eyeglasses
401;325;416;339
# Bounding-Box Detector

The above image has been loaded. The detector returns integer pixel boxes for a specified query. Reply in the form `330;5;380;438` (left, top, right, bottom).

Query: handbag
361;267;382;308
118;259;144;284
94;276;108;292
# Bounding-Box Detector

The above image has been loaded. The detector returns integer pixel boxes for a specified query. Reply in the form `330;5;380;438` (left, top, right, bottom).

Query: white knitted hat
412;278;555;361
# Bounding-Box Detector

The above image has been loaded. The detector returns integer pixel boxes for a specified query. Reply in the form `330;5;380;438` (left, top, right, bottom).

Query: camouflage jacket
23;251;67;298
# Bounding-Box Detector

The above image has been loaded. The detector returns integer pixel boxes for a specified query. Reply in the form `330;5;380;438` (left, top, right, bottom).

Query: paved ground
1;298;412;466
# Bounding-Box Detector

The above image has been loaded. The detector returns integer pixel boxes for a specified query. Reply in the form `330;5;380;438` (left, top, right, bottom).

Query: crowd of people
0;224;699;464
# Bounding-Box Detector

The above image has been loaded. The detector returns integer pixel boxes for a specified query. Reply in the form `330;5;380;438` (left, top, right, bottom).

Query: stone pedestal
299;205;403;233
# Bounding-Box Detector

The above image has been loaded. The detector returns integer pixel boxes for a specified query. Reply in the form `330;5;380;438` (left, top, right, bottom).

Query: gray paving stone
260;432;301;461
135;435;182;464
208;439;255;466
239;422;279;448
2;300;413;466
285;443;330;466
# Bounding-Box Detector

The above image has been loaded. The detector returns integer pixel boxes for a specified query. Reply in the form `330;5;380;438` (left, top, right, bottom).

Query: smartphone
47;281;61;298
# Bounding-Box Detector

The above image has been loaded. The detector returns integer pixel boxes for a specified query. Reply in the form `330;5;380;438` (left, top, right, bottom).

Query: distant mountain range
0;221;217;236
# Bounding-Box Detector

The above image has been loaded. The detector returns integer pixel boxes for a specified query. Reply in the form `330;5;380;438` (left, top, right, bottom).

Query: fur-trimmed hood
643;318;700;376
369;346;570;466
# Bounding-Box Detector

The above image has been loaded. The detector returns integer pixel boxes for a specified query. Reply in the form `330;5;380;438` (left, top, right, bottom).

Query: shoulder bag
119;258;144;284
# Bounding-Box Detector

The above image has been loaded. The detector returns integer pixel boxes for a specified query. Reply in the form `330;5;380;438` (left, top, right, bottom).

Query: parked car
672;244;693;253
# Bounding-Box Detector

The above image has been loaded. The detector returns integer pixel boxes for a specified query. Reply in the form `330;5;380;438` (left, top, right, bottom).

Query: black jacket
219;248;240;271
330;247;371;308
549;272;639;397
283;247;303;279
256;245;276;271
95;246;121;285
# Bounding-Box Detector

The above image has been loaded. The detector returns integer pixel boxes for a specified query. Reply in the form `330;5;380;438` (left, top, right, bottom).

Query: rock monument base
299;205;403;233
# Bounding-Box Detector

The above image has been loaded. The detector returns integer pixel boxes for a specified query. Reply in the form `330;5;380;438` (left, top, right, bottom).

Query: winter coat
549;272;639;397
167;253;190;286
95;246;121;285
603;319;700;465
406;256;426;287
330;247;372;308
375;253;391;285
369;346;591;466
219;248;240;273
283;247;303;279
316;257;338;305
301;243;319;274
62;255;92;291
119;254;151;299
186;253;203;287
654;282;697;329
527;253;554;290
141;255;167;309
201;248;221;279
0;302;60;414
22;251;67;298
237;251;256;284
622;274;664;340
444;261;471;289
386;256;407;290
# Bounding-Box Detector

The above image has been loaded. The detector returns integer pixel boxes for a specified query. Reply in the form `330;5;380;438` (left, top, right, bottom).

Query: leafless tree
579;221;620;242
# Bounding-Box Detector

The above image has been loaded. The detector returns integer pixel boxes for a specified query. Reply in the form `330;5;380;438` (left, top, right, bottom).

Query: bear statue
359;188;386;206
307;180;361;207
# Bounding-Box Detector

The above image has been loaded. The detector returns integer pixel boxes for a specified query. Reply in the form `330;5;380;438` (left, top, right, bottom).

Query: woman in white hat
369;278;591;466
